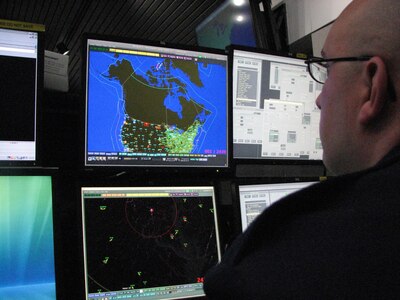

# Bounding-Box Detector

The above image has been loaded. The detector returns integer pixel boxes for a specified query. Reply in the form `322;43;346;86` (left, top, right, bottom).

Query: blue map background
87;50;227;155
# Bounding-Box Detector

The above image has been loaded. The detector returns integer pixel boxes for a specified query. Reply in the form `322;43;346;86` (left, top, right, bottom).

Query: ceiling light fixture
233;0;245;6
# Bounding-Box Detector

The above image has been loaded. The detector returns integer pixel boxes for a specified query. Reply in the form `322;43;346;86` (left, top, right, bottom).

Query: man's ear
358;56;389;125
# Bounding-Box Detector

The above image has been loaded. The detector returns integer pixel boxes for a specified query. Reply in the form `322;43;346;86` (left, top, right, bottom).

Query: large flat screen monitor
0;21;44;166
0;175;57;299
83;35;230;170
196;0;257;50
238;181;317;231
230;46;326;162
81;185;221;300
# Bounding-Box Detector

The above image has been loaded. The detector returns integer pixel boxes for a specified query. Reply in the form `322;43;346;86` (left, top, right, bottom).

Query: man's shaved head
328;0;400;82
317;0;400;174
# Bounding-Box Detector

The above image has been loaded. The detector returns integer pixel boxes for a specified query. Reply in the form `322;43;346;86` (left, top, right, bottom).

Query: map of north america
88;50;226;155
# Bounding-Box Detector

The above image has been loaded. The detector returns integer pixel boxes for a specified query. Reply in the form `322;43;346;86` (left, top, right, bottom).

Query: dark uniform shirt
204;146;400;299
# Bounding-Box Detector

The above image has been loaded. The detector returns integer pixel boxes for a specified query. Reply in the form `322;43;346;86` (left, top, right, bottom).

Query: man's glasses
305;56;372;84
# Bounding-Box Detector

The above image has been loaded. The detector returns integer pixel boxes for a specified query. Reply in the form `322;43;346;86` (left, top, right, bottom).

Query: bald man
204;0;400;298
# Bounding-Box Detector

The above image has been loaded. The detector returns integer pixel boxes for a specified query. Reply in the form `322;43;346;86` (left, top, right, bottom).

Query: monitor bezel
0;24;44;167
230;176;322;237
227;44;324;167
0;168;61;299
195;0;259;50
81;33;233;175
79;180;223;300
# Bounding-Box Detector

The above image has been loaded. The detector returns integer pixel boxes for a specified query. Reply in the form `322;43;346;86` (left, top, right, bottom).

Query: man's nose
316;94;322;109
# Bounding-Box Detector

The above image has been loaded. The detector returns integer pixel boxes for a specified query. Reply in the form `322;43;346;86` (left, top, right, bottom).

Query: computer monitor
230;46;326;162
81;185;221;300
83;34;230;171
195;0;258;50
0;21;44;166
0;175;57;299
237;181;317;231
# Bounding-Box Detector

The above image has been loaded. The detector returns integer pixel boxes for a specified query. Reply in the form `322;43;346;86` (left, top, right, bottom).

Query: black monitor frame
195;0;259;50
249;0;283;52
228;44;325;167
79;178;222;300
0;167;62;299
0;21;45;167
230;176;322;237
81;33;232;176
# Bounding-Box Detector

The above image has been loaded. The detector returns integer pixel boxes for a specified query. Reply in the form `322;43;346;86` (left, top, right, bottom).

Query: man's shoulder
246;151;400;237
299;146;400;201
204;151;400;300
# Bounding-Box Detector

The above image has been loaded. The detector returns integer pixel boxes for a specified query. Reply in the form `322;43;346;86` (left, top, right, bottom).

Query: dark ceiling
0;0;227;94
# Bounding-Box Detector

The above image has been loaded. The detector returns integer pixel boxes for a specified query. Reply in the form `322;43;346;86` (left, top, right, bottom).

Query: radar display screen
81;186;221;300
